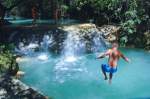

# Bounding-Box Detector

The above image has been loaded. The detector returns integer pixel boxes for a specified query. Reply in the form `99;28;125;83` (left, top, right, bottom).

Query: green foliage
74;0;120;10
0;44;15;74
61;5;69;12
0;50;12;73
1;0;21;9
73;0;149;48
119;0;149;46
2;0;16;8
73;0;121;17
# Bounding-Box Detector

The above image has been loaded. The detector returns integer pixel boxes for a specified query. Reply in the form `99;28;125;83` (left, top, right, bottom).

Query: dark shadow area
0;75;49;99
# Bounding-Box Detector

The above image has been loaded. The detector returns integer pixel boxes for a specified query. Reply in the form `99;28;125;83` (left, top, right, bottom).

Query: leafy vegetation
0;44;18;75
73;0;150;48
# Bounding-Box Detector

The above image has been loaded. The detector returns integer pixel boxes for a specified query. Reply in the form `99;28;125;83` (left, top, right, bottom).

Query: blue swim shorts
101;64;117;73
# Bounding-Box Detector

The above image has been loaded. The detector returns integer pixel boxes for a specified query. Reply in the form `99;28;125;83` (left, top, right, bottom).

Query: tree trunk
0;3;6;21
51;0;59;24
0;3;7;26
8;59;19;76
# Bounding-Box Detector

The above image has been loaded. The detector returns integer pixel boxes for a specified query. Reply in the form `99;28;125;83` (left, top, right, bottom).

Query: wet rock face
13;28;67;55
1;23;117;54
62;24;107;53
0;75;47;99
144;31;150;51
98;25;120;42
6;23;108;55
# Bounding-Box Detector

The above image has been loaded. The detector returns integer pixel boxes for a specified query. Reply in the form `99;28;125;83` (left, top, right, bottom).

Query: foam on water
64;56;77;62
27;43;39;49
37;53;49;61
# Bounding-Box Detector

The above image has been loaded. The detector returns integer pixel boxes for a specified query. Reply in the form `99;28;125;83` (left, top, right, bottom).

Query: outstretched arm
96;49;111;59
120;53;130;62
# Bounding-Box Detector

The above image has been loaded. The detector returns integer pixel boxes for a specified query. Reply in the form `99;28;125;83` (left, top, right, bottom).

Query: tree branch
6;0;30;11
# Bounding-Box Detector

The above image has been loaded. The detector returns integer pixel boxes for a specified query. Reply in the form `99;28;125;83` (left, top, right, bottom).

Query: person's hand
126;58;131;63
96;52;105;59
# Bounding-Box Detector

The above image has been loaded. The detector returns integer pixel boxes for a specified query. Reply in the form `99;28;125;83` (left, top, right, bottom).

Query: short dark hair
112;41;118;48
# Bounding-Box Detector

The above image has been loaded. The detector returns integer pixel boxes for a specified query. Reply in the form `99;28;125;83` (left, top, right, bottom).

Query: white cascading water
15;33;53;59
62;30;86;62
40;34;53;51
92;33;107;52
54;24;106;83
15;42;39;56
55;26;85;83
37;34;53;61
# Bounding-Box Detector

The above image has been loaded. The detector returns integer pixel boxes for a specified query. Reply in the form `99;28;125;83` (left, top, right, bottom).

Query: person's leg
109;73;113;84
109;68;117;84
101;64;108;80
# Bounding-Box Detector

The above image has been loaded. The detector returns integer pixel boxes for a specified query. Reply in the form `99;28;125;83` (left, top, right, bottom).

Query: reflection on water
19;48;150;99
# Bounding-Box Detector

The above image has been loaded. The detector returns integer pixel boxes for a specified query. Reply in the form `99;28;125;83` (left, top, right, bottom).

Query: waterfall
63;31;85;56
54;24;107;83
40;34;53;51
62;26;86;62
14;24;107;57
15;33;54;56
13;24;107;83
15;42;38;56
62;24;107;57
92;32;107;52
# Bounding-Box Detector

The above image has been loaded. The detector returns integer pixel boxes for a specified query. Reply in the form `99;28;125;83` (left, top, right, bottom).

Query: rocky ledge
144;31;150;51
98;25;120;42
0;75;48;99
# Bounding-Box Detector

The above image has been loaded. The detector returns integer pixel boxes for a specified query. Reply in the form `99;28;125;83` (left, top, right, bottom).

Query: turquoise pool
19;48;150;99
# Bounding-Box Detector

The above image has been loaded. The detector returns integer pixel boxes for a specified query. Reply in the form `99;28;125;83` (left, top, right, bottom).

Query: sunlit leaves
2;0;19;8
0;44;14;73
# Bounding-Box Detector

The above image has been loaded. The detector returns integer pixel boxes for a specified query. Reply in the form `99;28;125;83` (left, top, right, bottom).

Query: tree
73;0;149;47
0;0;29;24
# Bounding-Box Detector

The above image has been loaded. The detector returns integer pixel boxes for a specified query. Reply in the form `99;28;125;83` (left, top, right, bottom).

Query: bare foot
104;76;108;80
108;79;112;84
16;71;25;79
